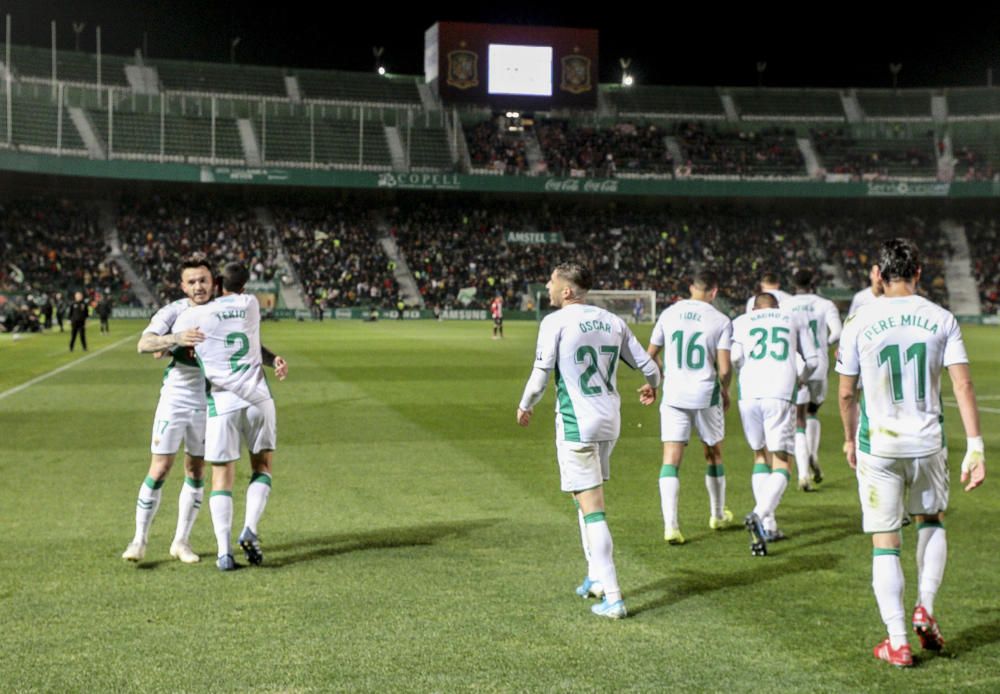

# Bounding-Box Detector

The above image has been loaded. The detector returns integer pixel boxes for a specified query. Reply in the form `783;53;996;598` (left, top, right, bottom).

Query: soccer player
848;264;884;317
782;269;843;490
517;262;661;619
744;272;792;313
647;270;733;544
174;262;288;571
122;257;213;564
490;294;504;339
836;238;985;667
731;293;818;555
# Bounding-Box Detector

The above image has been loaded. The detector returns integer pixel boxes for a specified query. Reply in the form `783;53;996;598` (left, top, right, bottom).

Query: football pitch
2;319;999;692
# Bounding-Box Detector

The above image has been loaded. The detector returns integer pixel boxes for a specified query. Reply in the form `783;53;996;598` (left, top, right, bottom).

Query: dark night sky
4;1;1000;89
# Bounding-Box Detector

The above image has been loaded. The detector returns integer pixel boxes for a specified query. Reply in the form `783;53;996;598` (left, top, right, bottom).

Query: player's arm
948;362;985;491
621;330;661;406
716;348;732;411
837;374;859;470
796;319;819;381
261;344;288;381
826;302;843;345
518;320;558;426
137;329;204;354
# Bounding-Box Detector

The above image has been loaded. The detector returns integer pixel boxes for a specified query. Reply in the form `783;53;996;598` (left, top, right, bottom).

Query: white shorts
556;439;615;493
856;448;950;533
150;399;206;457
205;399;277;463
796;378;828;406
738;398;795;454
659;404;724;446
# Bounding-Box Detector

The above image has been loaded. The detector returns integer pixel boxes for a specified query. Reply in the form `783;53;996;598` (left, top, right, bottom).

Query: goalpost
584;290;657;323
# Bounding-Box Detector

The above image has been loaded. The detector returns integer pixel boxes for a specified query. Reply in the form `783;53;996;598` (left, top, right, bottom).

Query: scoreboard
425;21;599;110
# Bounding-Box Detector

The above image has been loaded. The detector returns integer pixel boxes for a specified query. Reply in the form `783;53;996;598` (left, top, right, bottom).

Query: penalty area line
943;401;1000;415
0;333;137;402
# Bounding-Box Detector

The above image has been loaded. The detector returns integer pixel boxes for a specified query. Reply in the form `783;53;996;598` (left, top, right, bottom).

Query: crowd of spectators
535;120;673;177
965;219;1000;314
117;195;281;305
273;201;396;311
0;198;135;332
674;123;804;177
465;119;530;175
951;144;995;182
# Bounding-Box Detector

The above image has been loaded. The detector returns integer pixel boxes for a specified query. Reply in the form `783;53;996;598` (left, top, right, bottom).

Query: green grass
2;319;999;692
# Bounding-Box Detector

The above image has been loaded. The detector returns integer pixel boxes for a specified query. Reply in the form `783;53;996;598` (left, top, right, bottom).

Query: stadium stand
947;88;1000;119
10;92;86;153
535;119;674;177
603;84;725;118
399;125;453;171
153;58;288;97
964;219;1000;314
674;122;804;177
9;44;131;87
296;69;421;104
730;88;844;120
856;89;933;120
464;118;529;174
811;128;937;179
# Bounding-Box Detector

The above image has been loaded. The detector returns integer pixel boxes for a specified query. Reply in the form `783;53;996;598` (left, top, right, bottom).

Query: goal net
585;290;657;323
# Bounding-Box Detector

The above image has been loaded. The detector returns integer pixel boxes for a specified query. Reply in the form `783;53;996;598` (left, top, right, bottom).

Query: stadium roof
3;1;1000;90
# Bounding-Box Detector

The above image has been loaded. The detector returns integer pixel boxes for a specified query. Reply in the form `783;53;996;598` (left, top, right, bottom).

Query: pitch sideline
0;333;137;402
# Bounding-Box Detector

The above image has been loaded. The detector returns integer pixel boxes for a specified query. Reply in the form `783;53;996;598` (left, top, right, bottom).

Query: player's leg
122;453;174;561
80;324;87;351
206;411;241;570
239;399;276;565
794;390;812;490
572;496;603;599
69;323;78;351
659;406;691;543
909;450;949;650
498;318;503;338
858;452;911;665
170;453;205;563
807;387;825;482
697;405;730;529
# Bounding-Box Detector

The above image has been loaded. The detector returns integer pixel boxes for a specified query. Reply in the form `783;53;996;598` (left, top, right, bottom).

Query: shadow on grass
261;518;502;568
948;614;1000;656
628;552;842;617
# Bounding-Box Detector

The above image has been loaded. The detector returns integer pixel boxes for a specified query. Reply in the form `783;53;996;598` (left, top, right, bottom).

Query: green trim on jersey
710;380;721;407
583;511;607;524
858;393;871;454
554;365;581;443
162;362;174;384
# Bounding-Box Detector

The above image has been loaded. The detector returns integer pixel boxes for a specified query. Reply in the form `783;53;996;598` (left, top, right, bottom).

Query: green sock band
796;427;806;434
572;498;581;511
659;464;679;479
249;472;272;487
583;511;606;524
210;490;233;498
705;465;725;478
752;463;771;475
184;476;205;489
873;548;901;557
776;468;791;481
807;415;819;421
917;521;945;530
144;476;165;490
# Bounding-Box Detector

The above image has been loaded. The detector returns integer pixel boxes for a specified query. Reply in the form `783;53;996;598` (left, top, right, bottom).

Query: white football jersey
533;304;657;443
174;293;271;415
848;287;879;317
650;299;733;409
836;294;968;458
732;308;817;401
144;299;206;410
781;292;843;380
745;288;792;313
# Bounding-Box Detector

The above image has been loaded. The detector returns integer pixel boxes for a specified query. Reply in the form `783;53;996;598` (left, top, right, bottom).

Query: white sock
704;464;726;518
174;476;204;543
873;550;908;649
916;523;947;616
807;417;821;464
795;429;810;482
209;491;233;557
576;505;595;578
753;470;789;519
133;476;163;544
584;513;621;604
763;513;778;533
659;465;680;531
244;472;272;534
751;461;770;505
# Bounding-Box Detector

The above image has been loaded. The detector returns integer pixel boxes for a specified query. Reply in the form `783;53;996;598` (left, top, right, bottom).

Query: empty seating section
603;85;724;116
90;110;243;161
153;58;287;96
947;88;1000;117
857;90;932;119
732;88;843;119
675;122;804;176
812;128;936;178
10;95;85;151
10;44;131;86
296;70;420;104
401;126;452;170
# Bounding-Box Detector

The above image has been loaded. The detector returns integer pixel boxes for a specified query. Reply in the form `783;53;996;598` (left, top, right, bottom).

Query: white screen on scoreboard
487;44;552;96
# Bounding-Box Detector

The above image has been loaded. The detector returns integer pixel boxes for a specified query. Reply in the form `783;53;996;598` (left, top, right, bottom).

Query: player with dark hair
68;291;89;352
745;272;791;313
782;268;843;490
837;238;986;666
517;262;661;618
647;270;734;544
